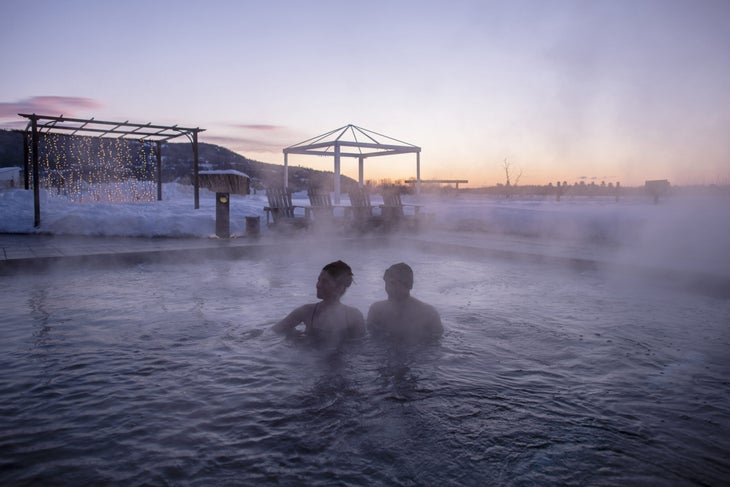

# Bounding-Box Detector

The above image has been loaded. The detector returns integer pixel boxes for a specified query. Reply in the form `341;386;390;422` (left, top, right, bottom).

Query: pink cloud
0;96;103;119
197;123;310;154
202;134;286;153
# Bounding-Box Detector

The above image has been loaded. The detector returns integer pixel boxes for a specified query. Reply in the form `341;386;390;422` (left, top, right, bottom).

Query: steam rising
1;184;729;284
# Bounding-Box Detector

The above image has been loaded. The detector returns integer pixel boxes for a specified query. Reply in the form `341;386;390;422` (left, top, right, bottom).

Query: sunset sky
1;0;728;187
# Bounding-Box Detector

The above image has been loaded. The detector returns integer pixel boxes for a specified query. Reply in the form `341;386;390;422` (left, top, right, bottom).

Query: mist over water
419;191;730;281
1;240;728;485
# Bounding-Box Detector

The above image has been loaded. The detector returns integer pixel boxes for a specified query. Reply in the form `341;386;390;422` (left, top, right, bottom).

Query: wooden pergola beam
21;115;200;142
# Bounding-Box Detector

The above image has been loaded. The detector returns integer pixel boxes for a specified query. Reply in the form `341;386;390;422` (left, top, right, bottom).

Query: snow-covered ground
1;182;729;277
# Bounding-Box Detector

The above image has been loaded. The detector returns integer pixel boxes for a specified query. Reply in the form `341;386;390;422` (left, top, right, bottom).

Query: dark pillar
31;116;40;228
245;216;260;238
193;130;199;209
156;141;163;201
215;192;230;238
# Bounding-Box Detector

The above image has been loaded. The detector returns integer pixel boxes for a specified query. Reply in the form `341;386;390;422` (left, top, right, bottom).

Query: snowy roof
199;169;250;178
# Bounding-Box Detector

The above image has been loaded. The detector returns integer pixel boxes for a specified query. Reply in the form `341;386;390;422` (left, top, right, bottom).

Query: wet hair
322;260;354;289
384;262;413;289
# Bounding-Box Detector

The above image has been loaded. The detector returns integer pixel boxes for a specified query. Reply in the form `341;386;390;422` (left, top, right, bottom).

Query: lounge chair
307;188;347;231
307;188;335;220
264;187;311;229
381;189;423;231
346;186;383;233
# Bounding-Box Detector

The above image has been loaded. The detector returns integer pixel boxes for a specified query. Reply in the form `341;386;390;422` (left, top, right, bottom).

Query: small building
0;167;21;189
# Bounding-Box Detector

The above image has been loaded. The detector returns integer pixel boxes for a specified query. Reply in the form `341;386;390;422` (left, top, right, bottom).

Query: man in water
367;263;443;343
273;260;366;346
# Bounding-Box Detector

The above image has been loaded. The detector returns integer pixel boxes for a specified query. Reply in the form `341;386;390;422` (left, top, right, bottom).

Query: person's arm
272;304;309;334
367;302;392;337
348;307;366;338
366;303;381;335
426;305;444;337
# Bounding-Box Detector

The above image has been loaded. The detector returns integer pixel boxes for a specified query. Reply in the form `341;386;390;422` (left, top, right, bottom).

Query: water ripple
1;254;729;485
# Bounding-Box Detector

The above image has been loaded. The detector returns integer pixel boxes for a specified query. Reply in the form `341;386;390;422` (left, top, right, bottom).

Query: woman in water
272;260;366;345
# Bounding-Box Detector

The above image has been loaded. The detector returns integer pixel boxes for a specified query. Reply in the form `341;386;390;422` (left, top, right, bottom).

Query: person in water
272;260;366;345
367;263;443;343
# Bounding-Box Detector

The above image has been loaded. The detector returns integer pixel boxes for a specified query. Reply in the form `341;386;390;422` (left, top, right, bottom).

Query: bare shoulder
412;297;439;314
367;299;389;314
345;303;365;318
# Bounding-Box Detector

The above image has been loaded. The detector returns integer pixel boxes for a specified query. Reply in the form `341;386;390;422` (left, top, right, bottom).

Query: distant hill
0;130;24;169
0;129;355;193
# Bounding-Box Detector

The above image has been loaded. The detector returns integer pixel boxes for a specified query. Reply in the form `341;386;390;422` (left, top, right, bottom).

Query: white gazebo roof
282;124;422;202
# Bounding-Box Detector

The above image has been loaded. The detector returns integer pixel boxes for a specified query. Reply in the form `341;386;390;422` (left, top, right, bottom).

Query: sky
1;0;729;187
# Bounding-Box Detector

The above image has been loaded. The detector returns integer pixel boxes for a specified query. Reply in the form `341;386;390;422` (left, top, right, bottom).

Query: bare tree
502;157;523;198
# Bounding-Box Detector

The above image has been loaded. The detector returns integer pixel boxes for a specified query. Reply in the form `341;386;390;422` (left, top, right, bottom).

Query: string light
36;132;157;204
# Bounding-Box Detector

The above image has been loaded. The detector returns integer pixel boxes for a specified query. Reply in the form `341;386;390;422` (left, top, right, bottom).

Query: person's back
367;263;443;344
305;300;364;346
273;261;365;347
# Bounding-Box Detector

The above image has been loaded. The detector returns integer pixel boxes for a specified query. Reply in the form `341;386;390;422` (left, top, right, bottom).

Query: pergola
20;113;204;227
283;124;421;203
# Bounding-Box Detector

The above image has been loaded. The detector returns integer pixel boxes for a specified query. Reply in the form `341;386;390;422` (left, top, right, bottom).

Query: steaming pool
1;239;729;486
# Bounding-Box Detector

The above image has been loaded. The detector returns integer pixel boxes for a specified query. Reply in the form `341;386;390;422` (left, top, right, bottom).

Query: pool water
1;242;729;485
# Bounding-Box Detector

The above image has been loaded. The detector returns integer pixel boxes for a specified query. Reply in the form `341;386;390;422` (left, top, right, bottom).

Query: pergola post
31;116;40;228
334;144;341;204
193;130;200;209
155;141;163;201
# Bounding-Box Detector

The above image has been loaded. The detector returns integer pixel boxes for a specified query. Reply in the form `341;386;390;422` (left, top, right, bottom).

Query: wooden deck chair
381;189;423;231
307;188;335;222
264;187;311;229
346;186;383;232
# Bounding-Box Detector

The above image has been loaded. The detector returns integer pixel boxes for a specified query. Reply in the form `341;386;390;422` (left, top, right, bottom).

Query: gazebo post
358;156;364;186
334;144;341;204
416;152;421;196
284;152;289;189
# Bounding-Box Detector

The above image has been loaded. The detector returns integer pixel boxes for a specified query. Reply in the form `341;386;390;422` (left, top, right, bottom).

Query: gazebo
283;124;421;203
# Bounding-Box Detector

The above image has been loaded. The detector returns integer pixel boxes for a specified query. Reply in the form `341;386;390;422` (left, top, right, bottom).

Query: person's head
317;260;354;300
383;262;413;301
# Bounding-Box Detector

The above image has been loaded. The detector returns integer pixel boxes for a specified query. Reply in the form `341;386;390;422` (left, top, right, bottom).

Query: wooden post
193;130;199;209
156;141;163;201
31;116;40;227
